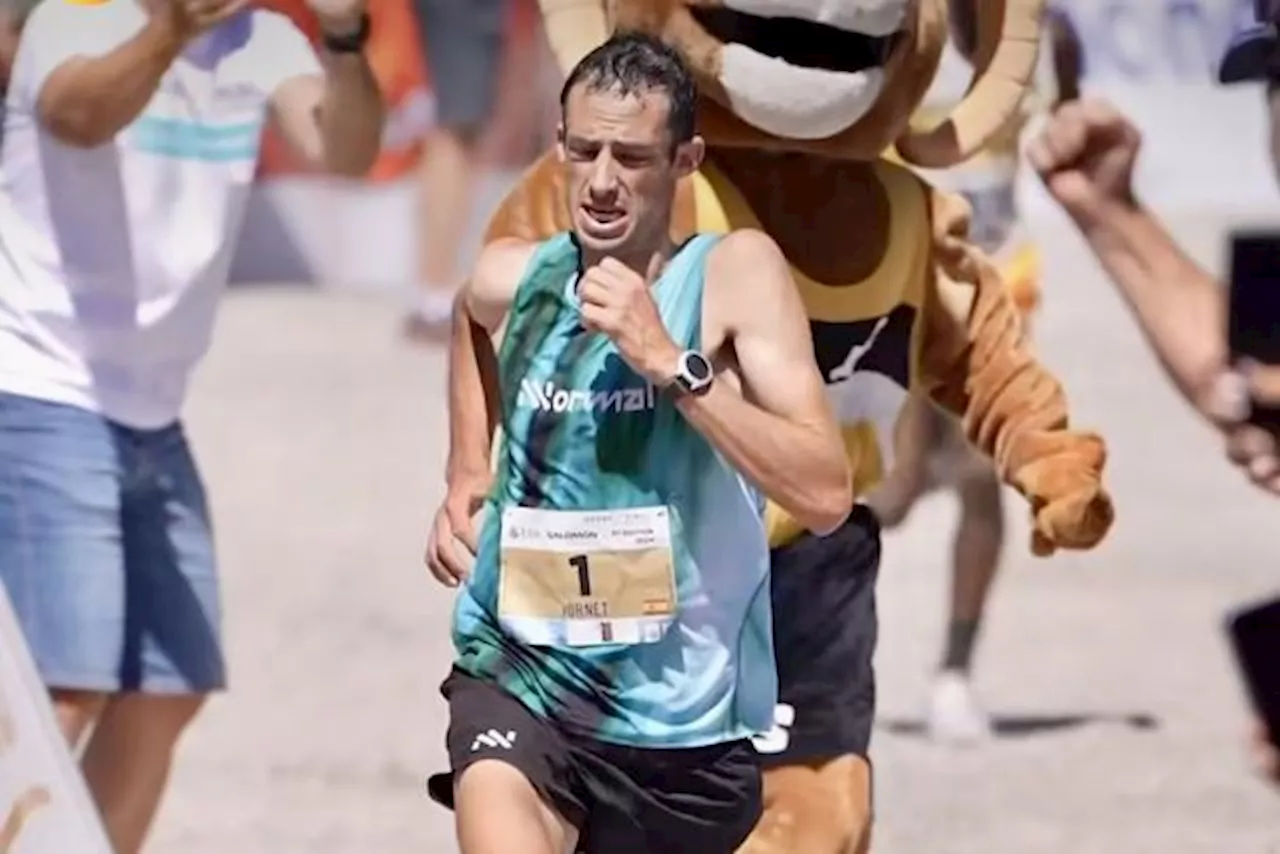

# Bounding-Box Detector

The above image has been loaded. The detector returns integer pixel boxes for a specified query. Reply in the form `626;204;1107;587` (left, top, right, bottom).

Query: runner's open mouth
584;206;626;223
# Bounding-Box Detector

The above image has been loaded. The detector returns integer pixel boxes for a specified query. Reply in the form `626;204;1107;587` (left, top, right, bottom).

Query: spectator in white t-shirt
0;0;383;849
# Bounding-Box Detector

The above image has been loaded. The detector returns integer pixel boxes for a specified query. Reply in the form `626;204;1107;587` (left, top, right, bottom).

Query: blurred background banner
230;0;1278;288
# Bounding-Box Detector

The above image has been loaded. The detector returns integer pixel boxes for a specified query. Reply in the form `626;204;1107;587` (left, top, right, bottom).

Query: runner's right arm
445;150;573;487
426;240;535;585
428;155;571;584
444;293;500;490
445;240;535;483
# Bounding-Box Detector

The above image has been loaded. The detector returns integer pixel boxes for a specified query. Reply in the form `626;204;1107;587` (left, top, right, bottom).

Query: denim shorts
0;392;225;694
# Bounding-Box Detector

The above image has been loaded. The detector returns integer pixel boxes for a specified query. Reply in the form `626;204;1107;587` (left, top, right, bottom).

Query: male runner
867;0;1083;744
424;32;851;854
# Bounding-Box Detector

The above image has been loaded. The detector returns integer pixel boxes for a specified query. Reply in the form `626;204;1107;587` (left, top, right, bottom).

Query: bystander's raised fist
1027;98;1141;223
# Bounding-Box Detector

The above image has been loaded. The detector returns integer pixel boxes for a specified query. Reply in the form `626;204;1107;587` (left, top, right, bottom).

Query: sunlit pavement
149;215;1280;853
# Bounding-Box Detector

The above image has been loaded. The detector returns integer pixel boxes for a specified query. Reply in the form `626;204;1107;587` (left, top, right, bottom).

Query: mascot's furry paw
1012;430;1115;556
1030;483;1115;556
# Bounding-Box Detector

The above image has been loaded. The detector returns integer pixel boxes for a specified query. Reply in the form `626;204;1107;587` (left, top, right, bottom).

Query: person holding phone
1031;96;1280;787
1029;2;1280;790
1028;101;1280;495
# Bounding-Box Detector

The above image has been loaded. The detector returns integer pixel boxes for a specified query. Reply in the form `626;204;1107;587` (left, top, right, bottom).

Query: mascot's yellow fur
476;1;1116;851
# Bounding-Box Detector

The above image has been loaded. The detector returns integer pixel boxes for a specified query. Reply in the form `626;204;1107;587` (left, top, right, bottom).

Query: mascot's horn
895;0;1045;168
538;0;610;74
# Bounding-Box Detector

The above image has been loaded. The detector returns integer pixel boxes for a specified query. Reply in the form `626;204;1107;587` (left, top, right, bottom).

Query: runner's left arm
672;229;852;535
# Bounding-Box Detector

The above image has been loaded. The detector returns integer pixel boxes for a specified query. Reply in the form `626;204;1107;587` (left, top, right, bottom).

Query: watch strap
673;350;713;396
322;13;371;53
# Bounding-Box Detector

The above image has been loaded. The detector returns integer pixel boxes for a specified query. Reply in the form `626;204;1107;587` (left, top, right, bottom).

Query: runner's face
559;85;700;258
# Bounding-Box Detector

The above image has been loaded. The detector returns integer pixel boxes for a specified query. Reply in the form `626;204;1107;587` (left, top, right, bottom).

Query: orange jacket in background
255;0;542;182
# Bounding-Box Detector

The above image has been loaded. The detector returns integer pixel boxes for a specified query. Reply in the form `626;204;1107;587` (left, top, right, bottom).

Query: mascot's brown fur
476;1;1116;850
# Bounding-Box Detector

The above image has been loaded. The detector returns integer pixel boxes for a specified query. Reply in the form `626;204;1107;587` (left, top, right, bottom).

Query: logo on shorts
516;379;656;415
470;729;518;752
750;704;796;755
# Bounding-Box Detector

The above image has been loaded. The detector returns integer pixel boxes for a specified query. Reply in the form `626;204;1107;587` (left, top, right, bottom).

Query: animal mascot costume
474;0;1114;851
863;1;1084;746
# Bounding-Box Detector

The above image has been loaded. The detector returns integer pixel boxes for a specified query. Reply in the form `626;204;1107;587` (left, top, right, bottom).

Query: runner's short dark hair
559;31;697;146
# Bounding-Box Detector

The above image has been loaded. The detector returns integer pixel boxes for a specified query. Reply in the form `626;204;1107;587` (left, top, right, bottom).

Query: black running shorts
758;504;881;766
427;668;762;854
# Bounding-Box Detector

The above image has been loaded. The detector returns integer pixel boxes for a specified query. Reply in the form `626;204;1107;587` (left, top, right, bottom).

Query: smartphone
1226;231;1280;429
1225;595;1280;751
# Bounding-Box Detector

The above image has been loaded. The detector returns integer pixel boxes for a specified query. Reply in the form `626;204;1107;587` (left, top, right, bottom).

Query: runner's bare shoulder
702;228;799;352
470;150;574;331
706;228;793;308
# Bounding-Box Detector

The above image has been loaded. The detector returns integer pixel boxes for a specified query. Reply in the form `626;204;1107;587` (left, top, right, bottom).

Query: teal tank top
451;232;776;748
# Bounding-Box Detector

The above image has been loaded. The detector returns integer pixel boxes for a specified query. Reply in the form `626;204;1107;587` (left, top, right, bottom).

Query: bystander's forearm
1075;199;1224;414
316;50;383;176
36;18;182;147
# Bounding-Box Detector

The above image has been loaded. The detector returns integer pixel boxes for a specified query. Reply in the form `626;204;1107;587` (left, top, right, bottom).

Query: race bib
498;506;677;648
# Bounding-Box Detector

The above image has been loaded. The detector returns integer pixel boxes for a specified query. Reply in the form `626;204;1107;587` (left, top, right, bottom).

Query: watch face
684;352;712;383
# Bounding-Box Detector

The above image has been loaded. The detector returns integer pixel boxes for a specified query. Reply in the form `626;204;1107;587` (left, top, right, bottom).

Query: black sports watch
671;350;714;397
321;13;371;53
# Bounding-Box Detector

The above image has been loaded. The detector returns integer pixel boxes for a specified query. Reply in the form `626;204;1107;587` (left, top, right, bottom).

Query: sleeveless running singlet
452;232;776;749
